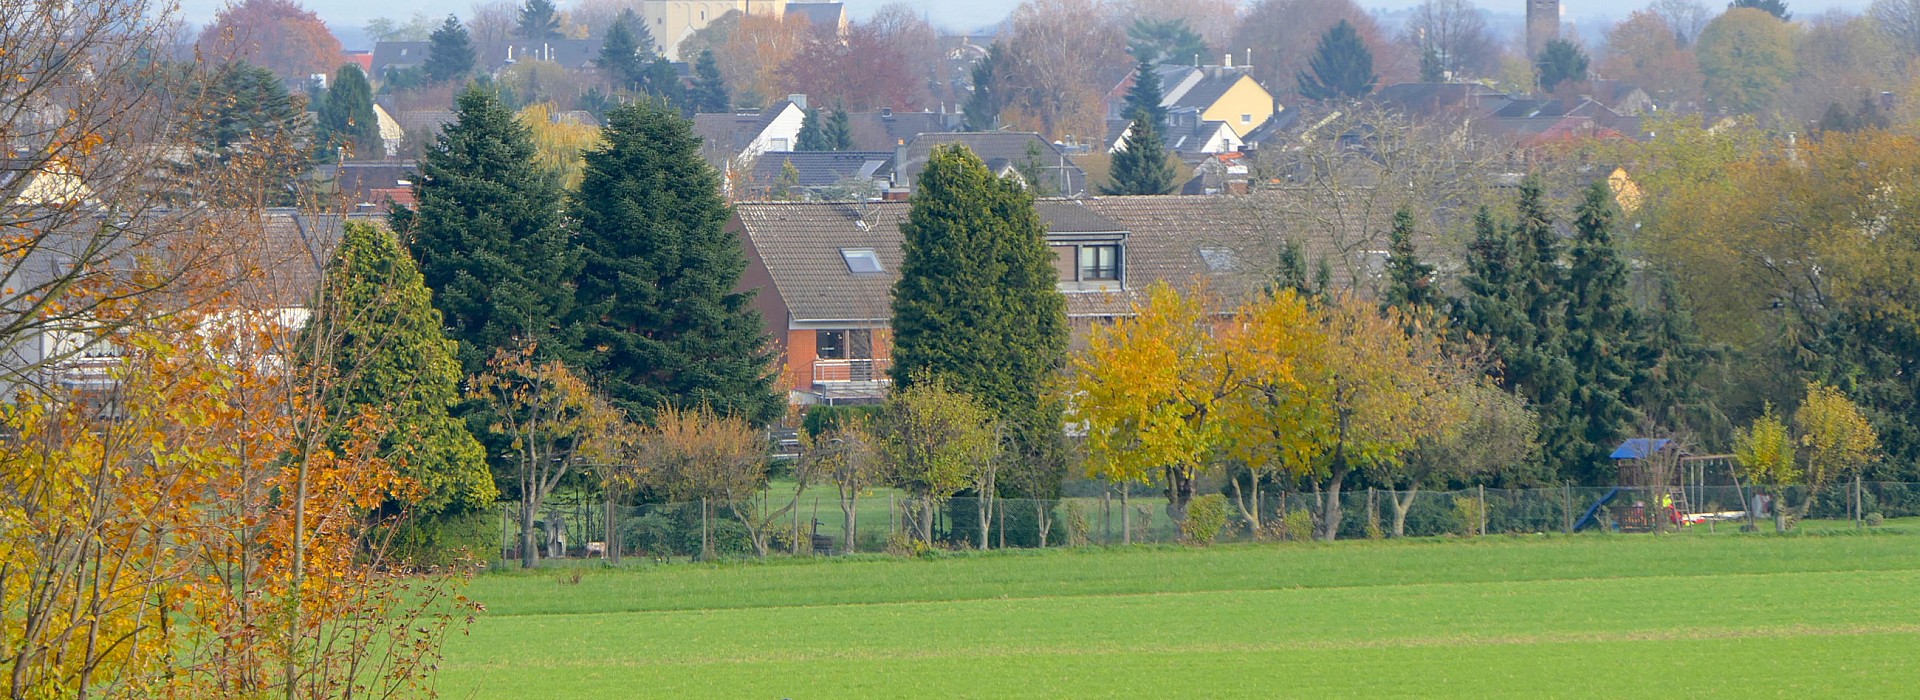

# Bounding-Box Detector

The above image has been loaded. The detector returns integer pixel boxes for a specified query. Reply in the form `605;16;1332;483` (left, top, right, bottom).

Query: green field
440;531;1920;698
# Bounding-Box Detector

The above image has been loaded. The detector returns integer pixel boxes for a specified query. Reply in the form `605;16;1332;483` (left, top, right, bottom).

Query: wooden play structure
1572;439;1739;533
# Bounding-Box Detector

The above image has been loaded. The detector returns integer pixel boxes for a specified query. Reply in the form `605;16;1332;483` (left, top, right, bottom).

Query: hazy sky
174;0;1879;45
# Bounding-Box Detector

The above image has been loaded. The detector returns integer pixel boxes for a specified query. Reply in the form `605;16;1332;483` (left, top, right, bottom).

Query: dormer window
841;248;884;273
1079;244;1120;281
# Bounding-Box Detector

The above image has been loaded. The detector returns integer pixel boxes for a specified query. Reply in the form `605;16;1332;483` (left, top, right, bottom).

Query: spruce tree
424;15;476;84
1273;237;1319;298
964;43;1003;132
1505;176;1579;481
568;99;782;424
307;221;494;517
1102;58;1177;195
317;63;378;160
690;49;730;112
194;61;307;204
1730;0;1790;20
1537;39;1589;92
1297;20;1378;102
625;9;659;56
825;108;854;150
795;109;830;151
1630;276;1728;443
1452;206;1525;350
1563;181;1638;482
518;0;561;41
1384;208;1438;313
1420;44;1446;83
598;15;644;89
396;85;577;374
891;143;1070;483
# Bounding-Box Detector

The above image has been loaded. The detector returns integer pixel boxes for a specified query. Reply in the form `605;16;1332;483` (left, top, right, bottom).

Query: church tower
1527;0;1560;57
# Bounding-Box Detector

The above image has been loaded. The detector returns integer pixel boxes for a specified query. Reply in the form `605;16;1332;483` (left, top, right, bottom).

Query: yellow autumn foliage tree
520;101;600;189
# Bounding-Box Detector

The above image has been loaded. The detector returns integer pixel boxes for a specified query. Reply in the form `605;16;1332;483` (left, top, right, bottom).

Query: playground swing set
1570;438;1747;533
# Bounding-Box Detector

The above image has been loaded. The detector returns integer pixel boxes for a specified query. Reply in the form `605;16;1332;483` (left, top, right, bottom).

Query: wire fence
491;481;1920;564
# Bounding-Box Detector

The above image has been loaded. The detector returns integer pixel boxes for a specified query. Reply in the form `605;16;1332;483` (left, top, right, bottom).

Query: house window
1079;244;1121;281
1050;245;1078;282
769;137;790;150
816;330;846;360
1199;247;1237;272
816;329;873;360
841;248;884;273
1242;113;1252;124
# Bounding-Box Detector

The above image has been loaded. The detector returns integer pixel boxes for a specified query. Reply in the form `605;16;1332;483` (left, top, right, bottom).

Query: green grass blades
441;534;1920;698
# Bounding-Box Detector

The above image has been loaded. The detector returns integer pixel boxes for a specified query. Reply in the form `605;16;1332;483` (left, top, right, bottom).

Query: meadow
439;529;1920;698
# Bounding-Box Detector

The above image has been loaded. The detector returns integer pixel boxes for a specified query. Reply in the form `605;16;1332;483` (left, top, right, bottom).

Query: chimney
881;107;893;118
893;138;908;187
1223;53;1232;69
788;94;808;111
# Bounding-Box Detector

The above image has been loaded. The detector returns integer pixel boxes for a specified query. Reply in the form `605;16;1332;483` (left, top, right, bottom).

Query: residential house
890;132;1088;197
638;0;794;60
785;1;848;37
742;151;894;200
370;41;431;80
1181;152;1250;195
845;109;955;152
1106;61;1280;149
732;195;1331;404
693;97;810;187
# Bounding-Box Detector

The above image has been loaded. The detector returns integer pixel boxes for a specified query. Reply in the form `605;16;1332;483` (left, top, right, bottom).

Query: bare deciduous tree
1403;0;1502;79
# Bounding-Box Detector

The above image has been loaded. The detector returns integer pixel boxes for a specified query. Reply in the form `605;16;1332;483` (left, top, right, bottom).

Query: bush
1061;500;1091;546
1182;494;1229;545
1452;495;1486;537
1867;512;1885;526
385;511;496;566
1265;508;1315;541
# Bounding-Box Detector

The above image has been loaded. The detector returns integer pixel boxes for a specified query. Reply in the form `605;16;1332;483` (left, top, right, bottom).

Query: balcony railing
812;358;891;385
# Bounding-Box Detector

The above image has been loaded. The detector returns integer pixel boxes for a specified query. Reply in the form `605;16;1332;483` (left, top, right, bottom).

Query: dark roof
1370;82;1512;120
395;110;456;137
785;2;846;30
1157;65;1248;113
846;111;951;151
370;41;431;78
746;151;894;190
1611;438;1674;460
733;195;1328;322
894;132;1087;196
500;40;604;70
333;162;418;205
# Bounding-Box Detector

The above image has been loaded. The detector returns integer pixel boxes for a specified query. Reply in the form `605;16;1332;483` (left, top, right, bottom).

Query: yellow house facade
641;0;790;60
1195;74;1278;137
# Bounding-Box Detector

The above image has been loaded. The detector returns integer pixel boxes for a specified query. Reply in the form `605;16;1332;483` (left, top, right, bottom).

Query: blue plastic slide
1572;487;1622;532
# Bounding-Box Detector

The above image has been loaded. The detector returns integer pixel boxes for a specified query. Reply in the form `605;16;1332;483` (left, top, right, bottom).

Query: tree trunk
605;495;620;565
1320;463;1349;541
1165;465;1195;526
1121;482;1131;545
841;492;858;554
1229;471;1261;535
921;495;934;544
519;498;538;569
1391;486;1418;538
1035;499;1051;548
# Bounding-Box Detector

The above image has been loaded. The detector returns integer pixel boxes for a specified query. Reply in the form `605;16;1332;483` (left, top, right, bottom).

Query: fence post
888;494;896;541
700;497;711;561
1102;491;1111;544
1478;485;1487;537
1855;475;1864;529
998;498;1006;549
1121;482;1132;546
1563;485;1572;534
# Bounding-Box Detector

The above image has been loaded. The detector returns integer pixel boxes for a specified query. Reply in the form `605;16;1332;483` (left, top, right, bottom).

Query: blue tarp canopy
1611;438;1672;460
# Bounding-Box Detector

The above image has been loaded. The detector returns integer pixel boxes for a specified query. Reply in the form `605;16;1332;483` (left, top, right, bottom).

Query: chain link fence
490;481;1920;564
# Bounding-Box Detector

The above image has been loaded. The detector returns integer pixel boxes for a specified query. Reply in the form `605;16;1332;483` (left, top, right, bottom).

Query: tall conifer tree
1297;20;1378;101
568;99;781;424
891;144;1070;482
1102;58;1176;195
690;49;730;112
307;222;494;517
1563;181;1638;482
518;0;561;40
396;85;577;373
424;15;476;84
317;64;377;160
1384;208;1438;313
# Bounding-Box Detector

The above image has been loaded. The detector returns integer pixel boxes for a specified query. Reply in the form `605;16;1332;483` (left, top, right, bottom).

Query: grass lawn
439;531;1920;698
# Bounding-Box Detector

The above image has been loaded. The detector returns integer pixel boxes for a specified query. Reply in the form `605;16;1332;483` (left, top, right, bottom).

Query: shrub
1182;494;1229;545
1452;496;1486;537
1867;512;1885;527
1061;500;1091;546
1267;509;1315;541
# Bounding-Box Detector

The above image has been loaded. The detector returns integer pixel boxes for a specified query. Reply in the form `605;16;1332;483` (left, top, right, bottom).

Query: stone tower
1527;0;1560;58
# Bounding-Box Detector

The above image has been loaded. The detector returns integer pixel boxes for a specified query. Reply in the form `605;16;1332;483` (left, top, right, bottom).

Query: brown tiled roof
734;194;1345;323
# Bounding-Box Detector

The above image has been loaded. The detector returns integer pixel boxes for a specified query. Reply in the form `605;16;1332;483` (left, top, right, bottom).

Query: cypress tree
1420;44;1446;83
1563;181;1638;482
1384;208;1438;313
518;0;561;41
317;64;378;160
1101;58;1176;196
690;49;730;112
424;15;476;84
307;222;494;517
568;99;782;424
964;43;1004;132
891;144;1070;482
1297;20;1378;102
396;85;577;374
